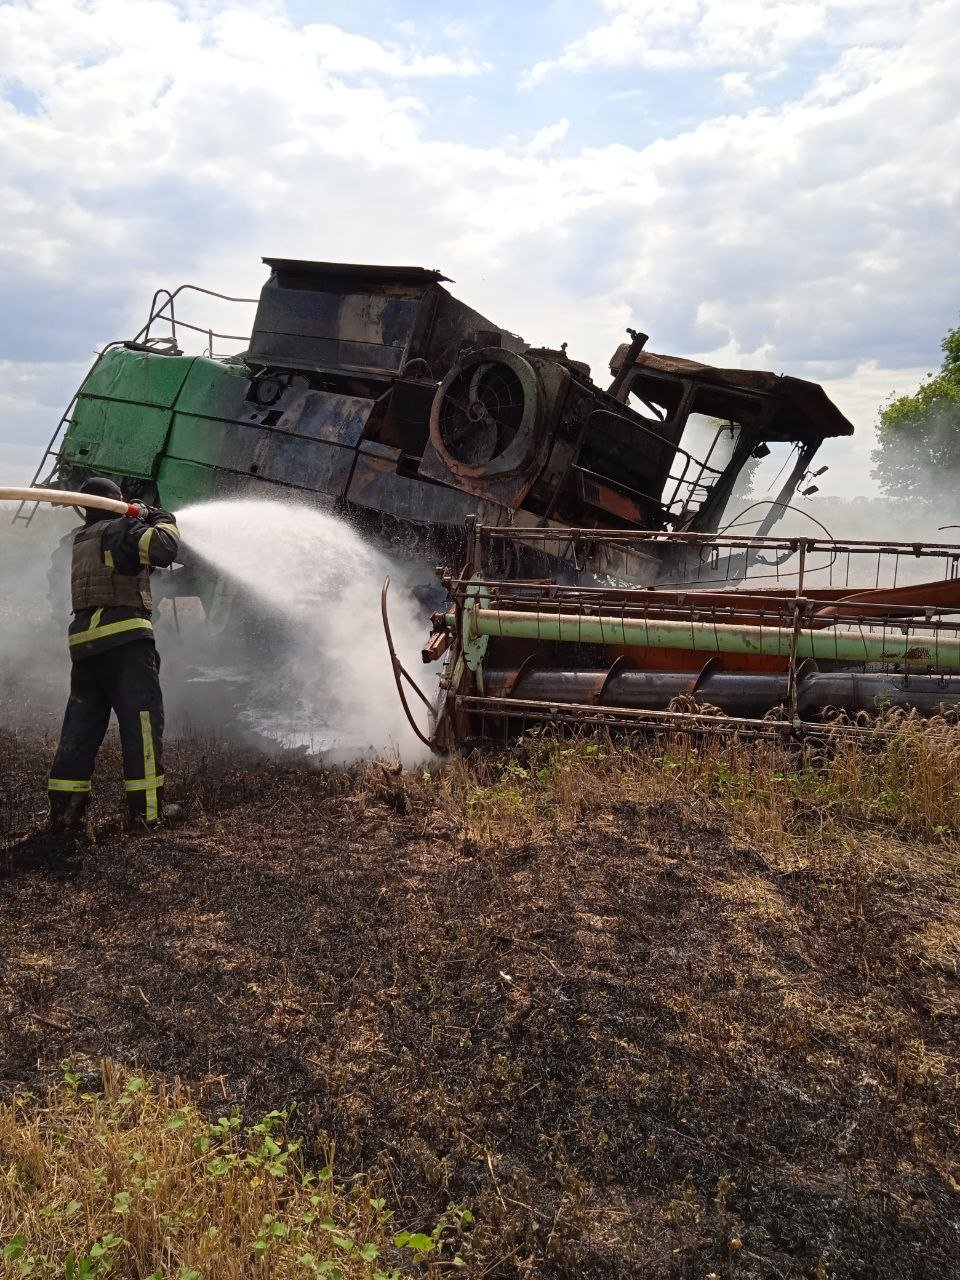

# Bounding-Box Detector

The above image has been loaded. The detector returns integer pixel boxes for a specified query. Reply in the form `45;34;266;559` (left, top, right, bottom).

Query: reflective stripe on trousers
123;710;163;822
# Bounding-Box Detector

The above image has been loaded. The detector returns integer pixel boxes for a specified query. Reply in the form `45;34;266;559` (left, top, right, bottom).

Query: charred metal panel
608;347;854;441
249;264;426;376
275;390;371;447
348;452;502;527
166;416;355;497
415;288;527;381
248;433;355;493
248;258;525;384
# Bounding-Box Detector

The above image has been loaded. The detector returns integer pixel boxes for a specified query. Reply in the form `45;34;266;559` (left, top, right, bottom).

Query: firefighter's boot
125;798;182;833
47;791;90;837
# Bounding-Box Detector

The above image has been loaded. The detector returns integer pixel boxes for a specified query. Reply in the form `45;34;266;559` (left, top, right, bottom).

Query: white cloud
521;0;918;85
300;22;490;79
0;0;956;499
527;119;570;154
719;71;754;98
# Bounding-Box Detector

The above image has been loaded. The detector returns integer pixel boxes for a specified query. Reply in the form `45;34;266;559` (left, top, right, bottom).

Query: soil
1;727;959;1279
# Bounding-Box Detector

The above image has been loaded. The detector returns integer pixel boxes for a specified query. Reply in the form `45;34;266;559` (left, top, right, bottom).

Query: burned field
2;726;960;1278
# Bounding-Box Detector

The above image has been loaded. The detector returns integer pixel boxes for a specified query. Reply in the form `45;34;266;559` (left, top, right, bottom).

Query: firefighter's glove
147;507;178;527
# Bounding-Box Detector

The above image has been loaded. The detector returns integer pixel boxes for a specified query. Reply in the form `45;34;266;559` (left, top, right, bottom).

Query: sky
0;0;957;496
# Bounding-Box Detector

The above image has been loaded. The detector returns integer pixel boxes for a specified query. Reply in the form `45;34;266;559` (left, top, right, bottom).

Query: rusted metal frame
606;330;649;401
590;409;726;504
456;692;789;735
670;418;736;521
472;525;960;558
463;705;785;742
662;449;728;518
465;514;479;575
143;289;177;348
381;578;434;748
456;597;916;643
466;587;799;626
141;283;257;354
689;432;765;535
784;541;809;725
153;316;251;344
444;576;960;634
454;693;913;743
753;441;820;538
460;605;960;667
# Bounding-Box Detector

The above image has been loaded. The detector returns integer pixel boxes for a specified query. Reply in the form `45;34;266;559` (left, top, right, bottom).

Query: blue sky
0;0;957;495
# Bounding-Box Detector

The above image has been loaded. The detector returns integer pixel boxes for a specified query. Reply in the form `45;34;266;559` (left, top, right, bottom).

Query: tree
872;324;960;503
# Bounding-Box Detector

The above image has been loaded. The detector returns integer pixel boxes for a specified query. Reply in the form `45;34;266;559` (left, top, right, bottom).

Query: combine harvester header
391;520;960;750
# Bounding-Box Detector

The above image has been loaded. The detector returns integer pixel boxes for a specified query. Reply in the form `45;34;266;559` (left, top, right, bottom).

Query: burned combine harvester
20;255;960;742
23;259;852;600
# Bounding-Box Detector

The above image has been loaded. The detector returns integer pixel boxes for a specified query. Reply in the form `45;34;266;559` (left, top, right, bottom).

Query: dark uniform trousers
49;640;165;823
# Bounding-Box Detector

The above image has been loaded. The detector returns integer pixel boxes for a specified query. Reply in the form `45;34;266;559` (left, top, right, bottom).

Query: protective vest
71;523;152;612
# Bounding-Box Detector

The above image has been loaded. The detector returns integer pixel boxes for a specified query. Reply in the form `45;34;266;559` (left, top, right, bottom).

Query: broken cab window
662;412;743;520
627;373;684;424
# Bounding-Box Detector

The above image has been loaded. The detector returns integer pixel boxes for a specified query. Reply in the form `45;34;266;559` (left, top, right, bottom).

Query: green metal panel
61;348;251;486
164;417;248;469
79;346;195;407
154;458;241;511
164;359;261;472
61;399;173;479
458;604;960;669
171;356;251;418
62;348;196;480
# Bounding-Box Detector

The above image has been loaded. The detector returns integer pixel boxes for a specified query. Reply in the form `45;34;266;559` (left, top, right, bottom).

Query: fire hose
0;485;146;518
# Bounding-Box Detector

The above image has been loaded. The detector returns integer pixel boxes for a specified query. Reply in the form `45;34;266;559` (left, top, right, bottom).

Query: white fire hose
0;485;144;517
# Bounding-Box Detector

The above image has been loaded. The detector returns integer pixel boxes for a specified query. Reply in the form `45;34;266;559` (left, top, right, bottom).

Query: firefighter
47;477;181;834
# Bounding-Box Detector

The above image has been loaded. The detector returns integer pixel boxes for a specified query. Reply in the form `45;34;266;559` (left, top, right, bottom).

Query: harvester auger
387;520;960;750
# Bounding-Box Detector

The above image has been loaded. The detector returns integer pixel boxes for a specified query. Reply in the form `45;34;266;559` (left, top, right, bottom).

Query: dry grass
3;721;960;1276
419;715;960;849
0;1065;470;1280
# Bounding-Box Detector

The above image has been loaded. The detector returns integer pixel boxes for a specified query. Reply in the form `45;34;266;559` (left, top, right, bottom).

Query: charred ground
2;723;960;1279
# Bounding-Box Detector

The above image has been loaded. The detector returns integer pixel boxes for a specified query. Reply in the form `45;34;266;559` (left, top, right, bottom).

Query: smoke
0;504;75;728
0;499;433;765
